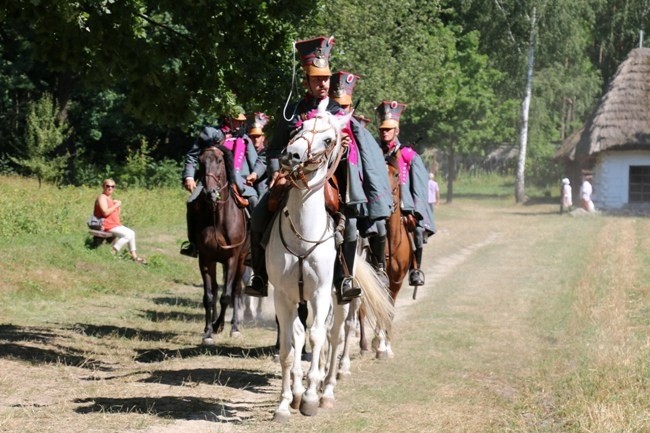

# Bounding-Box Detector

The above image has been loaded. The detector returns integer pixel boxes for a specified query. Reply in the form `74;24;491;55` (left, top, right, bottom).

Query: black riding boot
244;230;268;297
408;246;425;286
180;203;198;257
368;234;389;287
335;240;361;304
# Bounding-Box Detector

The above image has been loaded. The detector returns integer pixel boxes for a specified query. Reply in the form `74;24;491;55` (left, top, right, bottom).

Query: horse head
199;146;230;203
280;99;352;188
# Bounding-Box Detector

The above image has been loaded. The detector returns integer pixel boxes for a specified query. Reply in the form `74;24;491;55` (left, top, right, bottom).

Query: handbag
87;215;104;230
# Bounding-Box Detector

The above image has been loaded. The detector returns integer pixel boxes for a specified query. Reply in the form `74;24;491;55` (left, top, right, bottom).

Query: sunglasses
104;185;116;189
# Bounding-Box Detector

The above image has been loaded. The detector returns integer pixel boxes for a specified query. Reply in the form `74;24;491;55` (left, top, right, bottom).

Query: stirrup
375;266;389;288
409;269;425;286
336;276;361;305
180;241;198;258
244;275;268;297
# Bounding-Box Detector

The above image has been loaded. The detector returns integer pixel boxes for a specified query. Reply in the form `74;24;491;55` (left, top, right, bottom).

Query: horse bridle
277;113;344;301
283;114;344;191
200;146;248;250
201;147;230;203
385;155;411;286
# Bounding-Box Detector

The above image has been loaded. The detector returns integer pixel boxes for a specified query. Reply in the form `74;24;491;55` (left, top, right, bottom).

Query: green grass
0;173;648;433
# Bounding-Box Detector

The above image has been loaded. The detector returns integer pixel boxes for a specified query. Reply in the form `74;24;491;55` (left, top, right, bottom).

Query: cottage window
629;166;650;203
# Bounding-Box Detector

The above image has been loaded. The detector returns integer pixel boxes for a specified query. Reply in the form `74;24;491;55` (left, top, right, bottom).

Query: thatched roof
555;47;650;161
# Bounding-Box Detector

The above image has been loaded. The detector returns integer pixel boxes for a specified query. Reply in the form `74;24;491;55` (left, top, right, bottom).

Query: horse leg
242;266;254;321
291;311;307;411
229;292;243;338
358;302;369;354
338;298;359;378
299;292;330;417
200;258;216;345
208;261;227;335
273;298;297;423
256;293;264;321
321;298;348;409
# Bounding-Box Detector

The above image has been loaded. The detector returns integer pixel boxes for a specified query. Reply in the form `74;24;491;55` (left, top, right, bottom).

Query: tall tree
515;7;535;203
303;0;510;201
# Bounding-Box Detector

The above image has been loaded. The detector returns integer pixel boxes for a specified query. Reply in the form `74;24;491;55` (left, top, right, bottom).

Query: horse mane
208;144;238;187
385;153;400;170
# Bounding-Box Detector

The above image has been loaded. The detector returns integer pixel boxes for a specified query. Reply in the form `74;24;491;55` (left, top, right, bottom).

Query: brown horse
191;146;249;344
359;157;411;357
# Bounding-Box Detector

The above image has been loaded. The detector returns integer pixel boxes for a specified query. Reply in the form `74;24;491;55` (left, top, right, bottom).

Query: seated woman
94;178;146;264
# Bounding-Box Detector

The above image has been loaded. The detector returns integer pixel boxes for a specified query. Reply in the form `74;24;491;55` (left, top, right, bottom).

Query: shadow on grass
0;324;112;370
139;309;204;323
152;296;201;308
140;367;275;392
71;323;179;341
73;395;258;423
134;344;278;363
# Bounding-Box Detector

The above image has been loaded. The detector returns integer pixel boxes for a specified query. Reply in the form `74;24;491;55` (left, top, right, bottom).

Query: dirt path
0;228;499;433
8;202;640;433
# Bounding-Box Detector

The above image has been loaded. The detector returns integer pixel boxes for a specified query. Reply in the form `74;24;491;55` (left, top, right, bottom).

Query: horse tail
354;251;395;339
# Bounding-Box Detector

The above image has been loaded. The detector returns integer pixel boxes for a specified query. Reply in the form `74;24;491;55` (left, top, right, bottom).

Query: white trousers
109;225;136;253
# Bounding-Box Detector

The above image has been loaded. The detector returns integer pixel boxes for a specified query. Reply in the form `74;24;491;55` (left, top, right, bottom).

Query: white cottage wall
593;150;650;209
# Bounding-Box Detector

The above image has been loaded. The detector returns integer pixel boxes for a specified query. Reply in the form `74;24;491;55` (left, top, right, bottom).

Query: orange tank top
94;195;121;231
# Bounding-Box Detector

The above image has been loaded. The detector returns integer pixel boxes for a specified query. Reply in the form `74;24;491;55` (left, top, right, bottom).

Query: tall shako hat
295;36;335;76
376;100;406;129
330;71;359;106
248;112;270;136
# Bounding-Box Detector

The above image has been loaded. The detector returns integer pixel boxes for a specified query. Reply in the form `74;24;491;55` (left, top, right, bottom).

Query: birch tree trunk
515;7;536;203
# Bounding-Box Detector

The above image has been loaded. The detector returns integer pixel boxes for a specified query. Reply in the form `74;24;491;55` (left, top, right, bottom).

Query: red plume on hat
376;100;406;129
295;36;335;76
330;71;360;106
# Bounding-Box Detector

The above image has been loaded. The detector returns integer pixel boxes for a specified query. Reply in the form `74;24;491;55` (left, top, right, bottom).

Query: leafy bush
9;93;70;187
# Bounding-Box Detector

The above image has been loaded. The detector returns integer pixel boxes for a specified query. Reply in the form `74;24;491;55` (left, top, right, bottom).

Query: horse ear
335;109;353;131
317;98;329;114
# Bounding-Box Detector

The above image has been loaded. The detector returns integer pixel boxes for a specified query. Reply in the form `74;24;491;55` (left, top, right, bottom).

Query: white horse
267;100;393;422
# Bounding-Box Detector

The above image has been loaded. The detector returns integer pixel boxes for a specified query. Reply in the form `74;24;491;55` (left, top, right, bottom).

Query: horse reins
285;114;344;192
278;113;345;301
201;146;248;250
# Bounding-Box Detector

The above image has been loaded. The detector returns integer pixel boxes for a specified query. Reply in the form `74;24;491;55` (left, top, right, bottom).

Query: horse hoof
375;350;389;360
299;399;319;417
290;395;302;410
230;330;242;339
202;337;214;346
244;311;254;321
320;396;335;409
273;410;290;423
336;370;352;381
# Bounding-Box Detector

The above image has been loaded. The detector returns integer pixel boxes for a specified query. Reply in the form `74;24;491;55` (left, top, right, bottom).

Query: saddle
402;213;417;232
231;185;249;208
267;174;340;215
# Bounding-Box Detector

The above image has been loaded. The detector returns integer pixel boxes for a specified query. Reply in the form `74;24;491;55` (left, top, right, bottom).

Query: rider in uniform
376;101;434;286
329;70;392;302
244;36;392;304
246;112;271;199
180;108;259;257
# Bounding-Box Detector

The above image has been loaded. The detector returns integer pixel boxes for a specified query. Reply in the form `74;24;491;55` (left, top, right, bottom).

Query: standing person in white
427;172;440;215
579;173;595;212
561;177;573;213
